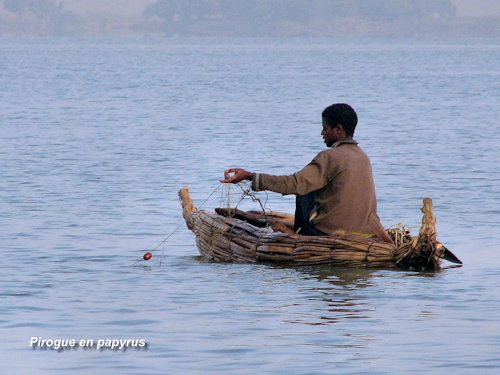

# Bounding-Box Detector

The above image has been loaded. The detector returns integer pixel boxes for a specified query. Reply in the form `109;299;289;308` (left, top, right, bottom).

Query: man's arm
256;151;334;195
221;150;335;196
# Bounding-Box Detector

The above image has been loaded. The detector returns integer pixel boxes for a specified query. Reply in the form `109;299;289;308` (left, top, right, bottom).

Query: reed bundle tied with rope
179;186;461;271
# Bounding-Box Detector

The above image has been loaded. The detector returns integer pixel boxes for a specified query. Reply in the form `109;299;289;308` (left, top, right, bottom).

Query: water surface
0;38;499;374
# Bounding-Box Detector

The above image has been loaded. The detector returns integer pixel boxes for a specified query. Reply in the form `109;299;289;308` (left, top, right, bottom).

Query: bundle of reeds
179;186;461;270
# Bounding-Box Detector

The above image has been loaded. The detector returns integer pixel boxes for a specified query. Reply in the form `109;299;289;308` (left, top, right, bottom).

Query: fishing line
135;181;270;266
232;181;269;218
134;183;224;266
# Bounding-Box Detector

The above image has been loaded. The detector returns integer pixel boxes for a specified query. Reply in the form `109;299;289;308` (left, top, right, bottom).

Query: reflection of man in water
221;103;392;243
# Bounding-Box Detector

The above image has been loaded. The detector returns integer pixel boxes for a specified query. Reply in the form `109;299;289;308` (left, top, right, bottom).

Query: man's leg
294;191;325;236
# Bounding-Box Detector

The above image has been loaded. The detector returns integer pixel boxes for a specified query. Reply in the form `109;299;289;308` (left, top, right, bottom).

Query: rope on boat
221;181;270;220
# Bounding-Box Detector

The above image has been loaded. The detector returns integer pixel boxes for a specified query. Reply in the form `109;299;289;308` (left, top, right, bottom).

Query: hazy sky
62;0;500;18
452;0;500;17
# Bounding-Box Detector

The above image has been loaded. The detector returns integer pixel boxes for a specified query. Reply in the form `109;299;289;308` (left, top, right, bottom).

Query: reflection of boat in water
179;186;462;271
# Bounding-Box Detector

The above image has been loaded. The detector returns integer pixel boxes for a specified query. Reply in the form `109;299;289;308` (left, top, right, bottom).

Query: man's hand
220;168;253;184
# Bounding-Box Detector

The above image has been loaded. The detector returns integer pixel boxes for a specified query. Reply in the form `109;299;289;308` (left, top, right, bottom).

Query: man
220;103;392;243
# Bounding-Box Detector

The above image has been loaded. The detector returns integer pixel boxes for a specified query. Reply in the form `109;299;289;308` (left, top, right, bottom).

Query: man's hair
322;103;358;137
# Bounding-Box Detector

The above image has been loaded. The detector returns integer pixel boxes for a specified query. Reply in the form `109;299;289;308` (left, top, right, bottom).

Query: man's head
321;104;358;147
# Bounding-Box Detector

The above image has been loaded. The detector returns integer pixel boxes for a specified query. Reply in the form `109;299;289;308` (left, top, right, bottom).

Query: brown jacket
252;141;392;242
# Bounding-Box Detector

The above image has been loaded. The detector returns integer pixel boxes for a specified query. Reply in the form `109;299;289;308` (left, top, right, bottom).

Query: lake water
1;38;499;374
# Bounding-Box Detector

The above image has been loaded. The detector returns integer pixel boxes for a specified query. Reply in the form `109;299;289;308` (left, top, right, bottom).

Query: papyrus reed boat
179;186;461;271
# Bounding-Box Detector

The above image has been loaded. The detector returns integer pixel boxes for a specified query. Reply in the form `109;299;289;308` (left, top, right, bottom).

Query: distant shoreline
0;7;498;39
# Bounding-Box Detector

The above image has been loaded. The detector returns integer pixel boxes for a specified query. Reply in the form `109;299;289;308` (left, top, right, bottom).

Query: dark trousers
294;191;326;236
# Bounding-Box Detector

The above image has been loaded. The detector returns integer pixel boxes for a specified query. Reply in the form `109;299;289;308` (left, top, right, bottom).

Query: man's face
321;118;341;147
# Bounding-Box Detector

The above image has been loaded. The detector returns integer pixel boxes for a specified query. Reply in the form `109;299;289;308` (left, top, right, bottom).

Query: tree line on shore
141;0;459;37
2;0;498;38
144;0;457;23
